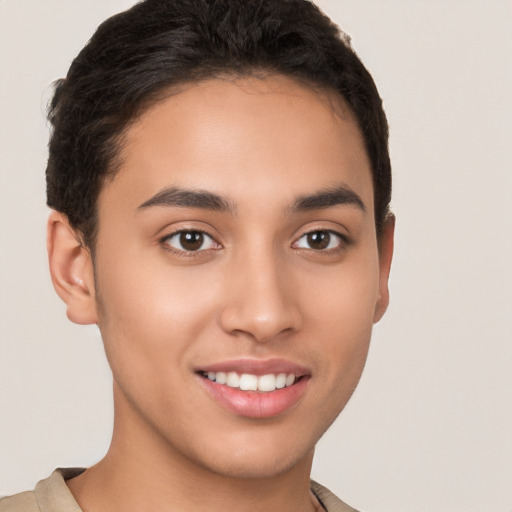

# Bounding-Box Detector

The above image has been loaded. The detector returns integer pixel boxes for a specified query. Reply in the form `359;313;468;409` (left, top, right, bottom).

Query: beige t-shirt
0;468;359;512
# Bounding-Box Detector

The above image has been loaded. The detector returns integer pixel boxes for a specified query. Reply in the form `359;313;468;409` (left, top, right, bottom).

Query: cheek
93;245;221;388
304;249;380;335
93;258;225;441
300;250;379;390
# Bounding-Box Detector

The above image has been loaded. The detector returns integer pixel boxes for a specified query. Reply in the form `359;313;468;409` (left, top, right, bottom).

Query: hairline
82;70;366;253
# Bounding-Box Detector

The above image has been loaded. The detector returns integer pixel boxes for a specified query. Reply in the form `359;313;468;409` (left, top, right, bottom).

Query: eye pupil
179;231;204;251
307;231;330;250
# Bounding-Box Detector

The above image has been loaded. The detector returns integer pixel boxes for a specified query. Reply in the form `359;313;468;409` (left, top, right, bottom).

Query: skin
48;75;394;512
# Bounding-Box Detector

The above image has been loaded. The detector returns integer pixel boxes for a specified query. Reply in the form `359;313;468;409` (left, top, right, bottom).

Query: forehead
101;75;373;215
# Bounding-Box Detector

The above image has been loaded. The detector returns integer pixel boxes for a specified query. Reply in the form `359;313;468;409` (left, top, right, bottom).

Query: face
87;75;392;478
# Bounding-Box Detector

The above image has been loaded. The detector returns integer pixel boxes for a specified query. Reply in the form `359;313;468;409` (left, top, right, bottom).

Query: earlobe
47;211;98;325
374;214;395;323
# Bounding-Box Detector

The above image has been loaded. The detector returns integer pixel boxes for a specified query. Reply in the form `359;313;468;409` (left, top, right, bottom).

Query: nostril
217;266;302;341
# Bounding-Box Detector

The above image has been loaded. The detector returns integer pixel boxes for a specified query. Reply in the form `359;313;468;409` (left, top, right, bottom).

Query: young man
0;1;393;511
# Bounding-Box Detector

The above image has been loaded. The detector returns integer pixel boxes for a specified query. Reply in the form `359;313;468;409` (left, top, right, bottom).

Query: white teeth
258;374;276;392
239;374;258;391
203;371;298;392
226;372;240;388
275;373;287;389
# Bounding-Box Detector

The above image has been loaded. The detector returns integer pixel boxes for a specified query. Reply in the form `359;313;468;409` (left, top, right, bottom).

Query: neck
67;384;319;512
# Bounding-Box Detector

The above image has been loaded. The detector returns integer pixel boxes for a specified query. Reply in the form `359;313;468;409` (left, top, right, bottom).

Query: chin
173;423;319;481
194;443;313;480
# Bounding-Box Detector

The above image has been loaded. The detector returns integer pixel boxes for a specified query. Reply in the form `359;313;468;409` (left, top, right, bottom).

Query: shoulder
3;472;355;512
0;490;39;512
311;480;361;512
0;469;85;512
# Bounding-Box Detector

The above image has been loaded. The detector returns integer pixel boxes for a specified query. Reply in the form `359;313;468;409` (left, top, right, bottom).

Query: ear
47;211;98;325
374;214;395;323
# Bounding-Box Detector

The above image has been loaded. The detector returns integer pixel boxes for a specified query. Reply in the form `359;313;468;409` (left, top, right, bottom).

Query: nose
218;250;302;343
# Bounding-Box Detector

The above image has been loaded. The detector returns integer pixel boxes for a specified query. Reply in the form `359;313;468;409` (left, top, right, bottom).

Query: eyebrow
137;186;235;213
290;185;366;213
137;184;365;215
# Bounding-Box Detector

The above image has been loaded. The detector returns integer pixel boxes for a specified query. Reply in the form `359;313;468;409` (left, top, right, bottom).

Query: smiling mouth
199;371;300;392
196;359;311;417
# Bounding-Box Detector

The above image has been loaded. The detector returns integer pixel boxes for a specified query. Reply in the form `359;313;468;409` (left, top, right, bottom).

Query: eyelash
159;228;349;256
160;229;220;256
292;229;349;253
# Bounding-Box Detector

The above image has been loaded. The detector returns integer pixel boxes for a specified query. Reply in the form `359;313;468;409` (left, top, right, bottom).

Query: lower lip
198;375;309;418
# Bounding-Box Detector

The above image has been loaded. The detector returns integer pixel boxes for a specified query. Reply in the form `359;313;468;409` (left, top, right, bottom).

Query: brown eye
306;231;330;250
180;231;204;251
163;230;218;253
294;230;343;251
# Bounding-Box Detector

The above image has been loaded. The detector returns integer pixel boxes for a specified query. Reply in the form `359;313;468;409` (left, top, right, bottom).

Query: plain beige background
1;1;511;511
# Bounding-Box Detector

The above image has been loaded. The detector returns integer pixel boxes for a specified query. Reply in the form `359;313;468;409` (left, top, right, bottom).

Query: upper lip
195;358;310;377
